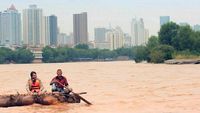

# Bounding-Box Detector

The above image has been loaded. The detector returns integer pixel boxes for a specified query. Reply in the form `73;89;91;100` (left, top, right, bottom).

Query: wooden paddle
53;80;92;105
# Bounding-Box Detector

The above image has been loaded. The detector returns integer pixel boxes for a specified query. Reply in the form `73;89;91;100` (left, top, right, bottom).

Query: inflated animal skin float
0;92;90;107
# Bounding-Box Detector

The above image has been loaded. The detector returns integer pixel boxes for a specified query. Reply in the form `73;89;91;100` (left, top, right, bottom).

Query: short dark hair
57;69;62;72
30;71;36;77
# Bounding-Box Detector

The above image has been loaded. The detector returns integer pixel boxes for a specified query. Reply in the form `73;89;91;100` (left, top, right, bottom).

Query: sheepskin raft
0;92;81;107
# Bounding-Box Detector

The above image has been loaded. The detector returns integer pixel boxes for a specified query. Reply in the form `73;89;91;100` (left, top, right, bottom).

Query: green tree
115;47;131;57
146;36;159;50
150;45;174;63
132;46;148;63
75;44;89;49
42;46;56;63
90;49;100;59
172;25;195;51
0;47;13;64
13;48;34;63
193;31;200;52
159;22;179;45
67;48;78;61
149;50;165;63
54;47;69;62
98;49;117;59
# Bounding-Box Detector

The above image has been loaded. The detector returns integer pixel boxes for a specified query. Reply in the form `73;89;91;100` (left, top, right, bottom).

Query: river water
0;61;199;113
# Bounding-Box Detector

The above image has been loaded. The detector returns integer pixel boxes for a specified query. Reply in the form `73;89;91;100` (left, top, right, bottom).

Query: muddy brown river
0;61;199;113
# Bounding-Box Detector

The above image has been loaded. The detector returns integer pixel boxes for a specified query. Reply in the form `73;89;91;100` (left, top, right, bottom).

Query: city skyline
0;0;200;41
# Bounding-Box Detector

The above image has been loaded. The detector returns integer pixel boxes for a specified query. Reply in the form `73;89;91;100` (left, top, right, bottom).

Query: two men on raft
26;69;72;95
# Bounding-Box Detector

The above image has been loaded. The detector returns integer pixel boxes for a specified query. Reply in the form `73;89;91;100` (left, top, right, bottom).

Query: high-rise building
69;33;74;46
57;33;67;46
131;18;138;46
94;42;110;50
179;22;189;26
193;24;200;32
124;33;131;48
23;5;44;47
145;29;149;44
160;16;170;26
94;27;112;49
49;15;57;46
57;33;74;47
0;12;1;45
73;12;88;45
94;28;106;43
44;16;50;46
0;5;21;46
106;27;124;50
43;15;58;47
131;18;147;46
138;18;145;45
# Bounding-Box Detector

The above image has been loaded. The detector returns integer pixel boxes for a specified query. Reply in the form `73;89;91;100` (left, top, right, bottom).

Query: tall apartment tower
0;4;21;46
160;16;170;26
23;5;44;47
49;15;57;46
73;12;88;45
131;18;147;46
106;27;124;50
94;28;106;43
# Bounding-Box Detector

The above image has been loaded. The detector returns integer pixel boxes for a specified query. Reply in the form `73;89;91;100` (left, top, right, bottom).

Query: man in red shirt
50;69;72;93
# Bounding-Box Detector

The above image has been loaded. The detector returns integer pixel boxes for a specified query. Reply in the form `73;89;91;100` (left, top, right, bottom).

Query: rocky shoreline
164;59;200;64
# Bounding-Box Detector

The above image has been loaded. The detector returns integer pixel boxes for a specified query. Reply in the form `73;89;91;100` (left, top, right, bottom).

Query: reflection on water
29;103;69;113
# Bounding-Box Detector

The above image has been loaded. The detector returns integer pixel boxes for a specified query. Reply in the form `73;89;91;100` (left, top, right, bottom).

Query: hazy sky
0;0;200;40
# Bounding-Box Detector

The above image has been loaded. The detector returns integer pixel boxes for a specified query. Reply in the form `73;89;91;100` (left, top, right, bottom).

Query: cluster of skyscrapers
0;4;150;50
22;5;77;47
2;4;199;51
94;27;125;50
94;18;149;50
0;4;84;48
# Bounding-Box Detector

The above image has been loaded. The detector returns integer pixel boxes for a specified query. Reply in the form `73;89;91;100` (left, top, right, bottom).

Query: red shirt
50;76;68;89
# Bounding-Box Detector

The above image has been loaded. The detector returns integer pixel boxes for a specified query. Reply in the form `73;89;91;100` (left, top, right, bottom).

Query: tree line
42;44;133;63
0;47;34;64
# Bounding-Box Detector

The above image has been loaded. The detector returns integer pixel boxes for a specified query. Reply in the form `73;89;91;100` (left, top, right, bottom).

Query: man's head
57;69;62;76
30;71;37;82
